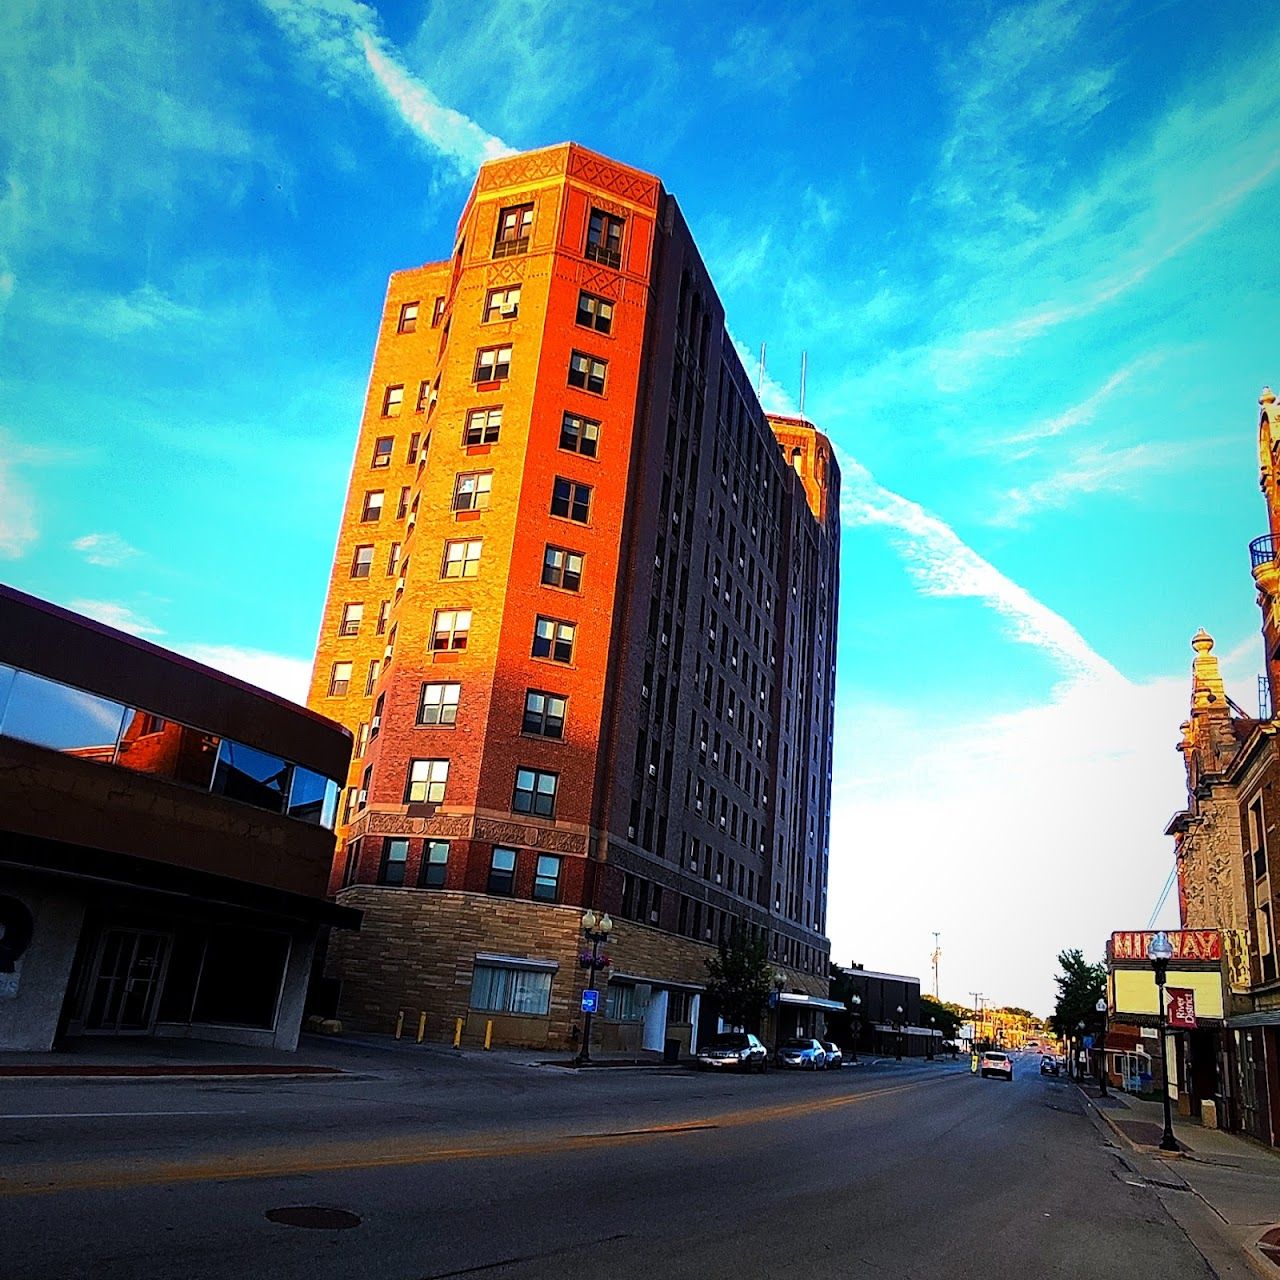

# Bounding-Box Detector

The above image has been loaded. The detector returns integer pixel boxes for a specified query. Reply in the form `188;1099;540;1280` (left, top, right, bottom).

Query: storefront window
469;963;552;1016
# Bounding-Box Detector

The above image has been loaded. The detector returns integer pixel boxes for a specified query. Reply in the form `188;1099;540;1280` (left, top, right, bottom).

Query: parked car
821;1041;843;1069
980;1050;1014;1081
777;1037;828;1070
1039;1055;1060;1076
695;1032;769;1072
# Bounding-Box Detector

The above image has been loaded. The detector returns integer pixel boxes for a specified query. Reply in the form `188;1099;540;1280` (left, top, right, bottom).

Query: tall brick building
307;144;841;1051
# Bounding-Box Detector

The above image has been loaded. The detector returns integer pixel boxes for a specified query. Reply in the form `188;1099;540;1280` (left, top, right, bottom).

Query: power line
1146;865;1178;930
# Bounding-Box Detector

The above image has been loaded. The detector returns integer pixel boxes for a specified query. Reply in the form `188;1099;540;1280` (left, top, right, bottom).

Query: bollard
453;1016;464;1048
395;1010;405;1040
417;1012;427;1044
484;1019;493;1050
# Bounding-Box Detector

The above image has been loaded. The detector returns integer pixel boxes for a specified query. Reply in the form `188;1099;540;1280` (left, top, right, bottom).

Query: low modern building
0;585;357;1053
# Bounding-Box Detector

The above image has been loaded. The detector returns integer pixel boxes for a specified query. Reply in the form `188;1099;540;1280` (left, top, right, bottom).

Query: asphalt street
0;1048;1219;1279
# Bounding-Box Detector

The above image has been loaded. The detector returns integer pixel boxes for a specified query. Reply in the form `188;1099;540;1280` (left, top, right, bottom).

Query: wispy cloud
836;446;1119;682
712;25;804;95
260;0;511;174
0;460;37;558
69;600;163;637
178;642;312;704
71;532;140;567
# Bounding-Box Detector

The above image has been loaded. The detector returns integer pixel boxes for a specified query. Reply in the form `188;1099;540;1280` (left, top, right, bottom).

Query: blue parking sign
581;989;600;1014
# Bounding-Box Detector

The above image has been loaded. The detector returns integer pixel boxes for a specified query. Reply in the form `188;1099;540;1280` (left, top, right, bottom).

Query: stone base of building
327;886;831;1052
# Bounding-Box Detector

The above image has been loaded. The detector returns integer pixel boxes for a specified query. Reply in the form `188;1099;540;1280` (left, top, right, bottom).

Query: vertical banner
1166;987;1196;1029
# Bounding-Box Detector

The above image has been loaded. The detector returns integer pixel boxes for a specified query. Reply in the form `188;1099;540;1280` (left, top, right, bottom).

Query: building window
473;346;512;383
415;380;432;414
532;616;575;664
339;603;363;636
397;302;418;333
431;609;471;651
418;682;461;726
407;432;421;463
431;295;446;326
464;407;502;445
351;545;374;578
361;490;384;521
484;286;521;322
469;961;551;1015
453;471;492;511
365;661;381;698
328;662;352;696
493;204;533;258
382;384;404;417
568;351;607;394
420;839;449;888
513;768;558;818
375;599;390;634
396;486;411;520
371;436;394;468
358;766;371;810
378;837;409;886
551;477;592;523
576;290;613;333
441;538;482;578
585;209;624;268
522;690;566;739
605;984;641;1021
405;758;449;804
559;413;600;458
541;545;583;591
487;847;517;895
532;854;561;902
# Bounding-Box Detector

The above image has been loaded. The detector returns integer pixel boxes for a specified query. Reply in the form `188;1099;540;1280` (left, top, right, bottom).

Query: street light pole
1095;996;1109;1098
1076;1021;1085;1082
895;1004;904;1060
1148;931;1179;1151
849;993;861;1064
927;1016;936;1060
573;909;613;1067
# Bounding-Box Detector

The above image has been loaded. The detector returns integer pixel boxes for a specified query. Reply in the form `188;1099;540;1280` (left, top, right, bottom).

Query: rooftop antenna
799;350;807;417
931;932;941;1000
757;341;766;398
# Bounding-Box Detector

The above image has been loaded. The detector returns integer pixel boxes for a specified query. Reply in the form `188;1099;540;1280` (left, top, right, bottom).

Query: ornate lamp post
1095;996;1109;1097
1148;931;1179;1151
927;1015;936;1061
849;993;862;1064
574;909;613;1067
1076;1020;1085;1081
895;1004;904;1060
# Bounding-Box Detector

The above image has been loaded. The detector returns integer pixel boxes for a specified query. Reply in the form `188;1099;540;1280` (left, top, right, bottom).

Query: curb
0;1066;345;1082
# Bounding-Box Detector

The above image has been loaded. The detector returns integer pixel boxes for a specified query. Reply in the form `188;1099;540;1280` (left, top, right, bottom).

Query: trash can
663;1038;681;1064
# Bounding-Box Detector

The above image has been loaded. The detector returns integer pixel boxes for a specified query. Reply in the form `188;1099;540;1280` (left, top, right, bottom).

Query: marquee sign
1109;930;1221;963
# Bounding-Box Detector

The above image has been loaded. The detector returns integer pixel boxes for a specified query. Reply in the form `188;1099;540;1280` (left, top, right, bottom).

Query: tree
919;995;960;1040
1050;948;1106;1040
705;930;774;1031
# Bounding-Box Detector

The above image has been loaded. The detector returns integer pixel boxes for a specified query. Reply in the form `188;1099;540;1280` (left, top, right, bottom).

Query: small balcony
1252;535;1277;570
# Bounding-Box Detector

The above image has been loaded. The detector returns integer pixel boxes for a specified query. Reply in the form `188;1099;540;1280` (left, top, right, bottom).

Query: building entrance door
84;929;171;1034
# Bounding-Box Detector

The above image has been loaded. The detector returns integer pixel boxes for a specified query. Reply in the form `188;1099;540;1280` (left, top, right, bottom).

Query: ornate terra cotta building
1164;387;1280;1143
306;144;841;1052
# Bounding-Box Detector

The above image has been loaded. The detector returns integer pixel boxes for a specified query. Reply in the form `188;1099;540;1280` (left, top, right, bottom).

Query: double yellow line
1;1075;953;1199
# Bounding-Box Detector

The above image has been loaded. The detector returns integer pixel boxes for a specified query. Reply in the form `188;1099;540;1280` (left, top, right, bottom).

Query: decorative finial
1191;628;1214;655
1262;387;1276;407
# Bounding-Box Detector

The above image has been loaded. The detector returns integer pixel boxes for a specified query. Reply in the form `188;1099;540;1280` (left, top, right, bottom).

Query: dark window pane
212;740;291;813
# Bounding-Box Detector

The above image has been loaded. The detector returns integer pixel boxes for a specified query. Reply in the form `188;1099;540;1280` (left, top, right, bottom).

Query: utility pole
931;932;941;999
969;991;983;1056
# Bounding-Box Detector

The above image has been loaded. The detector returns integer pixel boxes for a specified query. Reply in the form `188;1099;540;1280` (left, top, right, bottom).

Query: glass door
85;929;171;1033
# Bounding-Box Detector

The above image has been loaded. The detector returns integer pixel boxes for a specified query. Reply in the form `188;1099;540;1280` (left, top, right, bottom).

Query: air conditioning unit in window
661;633;669;646
712;752;719;764
628;825;636;837
694;801;702;812
501;304;519;317
648;764;657;777
641;685;649;698
357;790;367;808
370;715;381;732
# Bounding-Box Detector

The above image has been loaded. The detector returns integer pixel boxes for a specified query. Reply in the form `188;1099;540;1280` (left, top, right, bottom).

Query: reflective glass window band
0;669;128;758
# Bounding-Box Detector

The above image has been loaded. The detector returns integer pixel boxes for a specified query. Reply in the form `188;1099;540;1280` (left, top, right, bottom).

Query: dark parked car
1039;1055;1060;1076
696;1032;768;1072
777;1037;828;1070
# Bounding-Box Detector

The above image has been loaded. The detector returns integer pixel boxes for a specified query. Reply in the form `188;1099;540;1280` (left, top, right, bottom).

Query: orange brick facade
308;145;840;1050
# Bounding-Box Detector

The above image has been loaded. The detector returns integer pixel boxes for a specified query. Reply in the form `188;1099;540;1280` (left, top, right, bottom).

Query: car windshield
984;1052;1008;1060
706;1034;749;1049
782;1039;814;1049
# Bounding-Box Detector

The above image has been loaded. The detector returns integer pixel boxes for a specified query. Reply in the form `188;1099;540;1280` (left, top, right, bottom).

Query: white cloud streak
0;458;37;558
71;532;140;567
69;599;163;637
260;0;511;174
836;446;1120;682
178;643;312;704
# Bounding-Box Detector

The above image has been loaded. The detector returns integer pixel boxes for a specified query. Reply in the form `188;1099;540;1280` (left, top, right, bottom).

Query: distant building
0;585;356;1052
307;143;841;1052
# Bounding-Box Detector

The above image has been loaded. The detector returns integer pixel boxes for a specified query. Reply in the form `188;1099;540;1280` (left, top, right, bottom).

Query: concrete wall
0;885;84;1052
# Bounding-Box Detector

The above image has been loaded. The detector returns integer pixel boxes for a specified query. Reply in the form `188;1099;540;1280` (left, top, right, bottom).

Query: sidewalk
1077;1081;1280;1275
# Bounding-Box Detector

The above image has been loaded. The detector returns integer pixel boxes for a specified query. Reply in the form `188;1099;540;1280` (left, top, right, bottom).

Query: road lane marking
0;1074;961;1199
2;1111;246;1120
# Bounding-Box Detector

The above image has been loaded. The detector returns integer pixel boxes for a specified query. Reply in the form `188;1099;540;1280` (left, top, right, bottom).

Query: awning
608;972;705;992
474;952;558;973
1227;1012;1280;1028
778;993;845;1012
873;1022;944;1036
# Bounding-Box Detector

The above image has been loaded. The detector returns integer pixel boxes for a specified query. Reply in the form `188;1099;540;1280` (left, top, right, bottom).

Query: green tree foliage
1050;948;1106;1039
706;930;774;1031
919;995;960;1039
997;1006;1035;1019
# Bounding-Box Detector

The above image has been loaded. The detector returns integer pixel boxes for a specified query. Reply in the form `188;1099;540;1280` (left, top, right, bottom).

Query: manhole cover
266;1206;361;1230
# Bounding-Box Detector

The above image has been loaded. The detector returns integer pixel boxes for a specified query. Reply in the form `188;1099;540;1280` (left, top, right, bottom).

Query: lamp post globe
895;1005;904;1061
1147;932;1179;1150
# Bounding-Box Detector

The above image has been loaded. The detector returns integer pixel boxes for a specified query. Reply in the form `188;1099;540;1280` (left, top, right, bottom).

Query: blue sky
3;0;1278;1014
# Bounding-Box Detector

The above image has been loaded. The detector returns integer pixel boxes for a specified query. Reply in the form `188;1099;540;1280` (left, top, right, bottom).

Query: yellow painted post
417;1012;427;1044
394;1010;405;1040
484;1020;493;1050
453;1016;464;1048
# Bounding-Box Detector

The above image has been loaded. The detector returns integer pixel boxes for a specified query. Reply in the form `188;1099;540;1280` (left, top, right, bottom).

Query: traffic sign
581;988;600;1014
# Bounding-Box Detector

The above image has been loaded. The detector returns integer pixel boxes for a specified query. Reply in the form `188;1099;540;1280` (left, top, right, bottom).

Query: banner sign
1109;930;1221;962
1166;988;1197;1029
